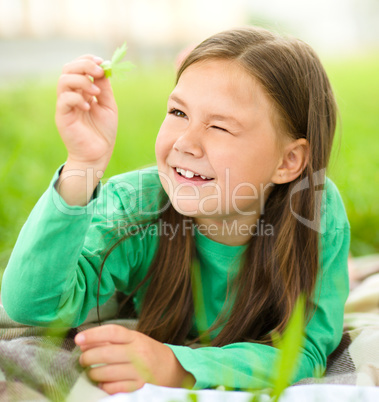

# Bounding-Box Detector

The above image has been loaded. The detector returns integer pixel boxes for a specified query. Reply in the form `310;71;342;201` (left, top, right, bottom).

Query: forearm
164;345;196;388
167;342;280;390
1;167;99;326
55;159;108;206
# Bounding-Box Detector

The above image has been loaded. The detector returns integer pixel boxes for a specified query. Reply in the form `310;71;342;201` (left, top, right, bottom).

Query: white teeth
176;167;195;178
175;167;212;180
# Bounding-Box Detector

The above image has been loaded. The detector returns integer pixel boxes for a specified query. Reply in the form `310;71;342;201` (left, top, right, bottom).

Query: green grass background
0;54;378;274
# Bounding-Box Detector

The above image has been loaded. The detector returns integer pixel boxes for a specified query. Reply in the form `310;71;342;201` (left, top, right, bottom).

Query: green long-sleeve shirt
1;166;350;390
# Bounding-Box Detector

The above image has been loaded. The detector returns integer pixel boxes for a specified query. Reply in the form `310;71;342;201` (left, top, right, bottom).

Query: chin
170;202;201;218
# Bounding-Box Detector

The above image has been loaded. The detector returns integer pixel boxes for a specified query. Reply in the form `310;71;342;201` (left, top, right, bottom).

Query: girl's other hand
55;55;118;169
75;325;195;394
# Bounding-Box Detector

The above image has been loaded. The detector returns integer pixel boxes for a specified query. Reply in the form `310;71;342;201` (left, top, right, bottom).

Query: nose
173;127;204;158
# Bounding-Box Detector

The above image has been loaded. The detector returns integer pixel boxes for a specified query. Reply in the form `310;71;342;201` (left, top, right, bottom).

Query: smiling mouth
174;167;214;181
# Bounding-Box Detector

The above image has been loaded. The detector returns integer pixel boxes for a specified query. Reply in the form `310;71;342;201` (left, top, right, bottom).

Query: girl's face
155;59;285;225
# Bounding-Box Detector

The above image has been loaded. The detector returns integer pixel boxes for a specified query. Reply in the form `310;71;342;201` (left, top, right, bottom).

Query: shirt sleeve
1;166;160;327
167;181;350;390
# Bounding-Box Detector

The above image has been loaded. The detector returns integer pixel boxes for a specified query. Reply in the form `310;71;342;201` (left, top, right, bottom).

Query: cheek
155;127;171;163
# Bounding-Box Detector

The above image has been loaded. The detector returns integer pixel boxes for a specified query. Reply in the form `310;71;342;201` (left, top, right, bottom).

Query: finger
87;363;137;383
76;54;104;65
75;325;135;346
79;344;132;367
57;74;100;97
62;58;104;80
56;91;90;115
92;77;117;109
66;56;116;109
100;380;145;395
83;93;97;105
79;341;110;353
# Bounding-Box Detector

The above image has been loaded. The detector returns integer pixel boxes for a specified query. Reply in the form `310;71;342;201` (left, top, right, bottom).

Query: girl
1;27;350;394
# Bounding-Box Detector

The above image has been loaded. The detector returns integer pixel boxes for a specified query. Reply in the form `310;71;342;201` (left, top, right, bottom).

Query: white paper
100;383;379;402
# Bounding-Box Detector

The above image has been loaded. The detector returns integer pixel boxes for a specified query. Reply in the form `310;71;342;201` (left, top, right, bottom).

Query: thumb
94;75;117;108
90;57;116;109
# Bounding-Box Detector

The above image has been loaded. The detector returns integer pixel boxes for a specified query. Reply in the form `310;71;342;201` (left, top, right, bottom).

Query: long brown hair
99;26;337;346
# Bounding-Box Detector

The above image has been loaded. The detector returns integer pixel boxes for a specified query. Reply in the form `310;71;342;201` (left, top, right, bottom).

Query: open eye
168;108;187;118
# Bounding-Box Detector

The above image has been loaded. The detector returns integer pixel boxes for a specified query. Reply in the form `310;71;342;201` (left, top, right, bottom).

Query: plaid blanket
0;294;126;401
1;254;378;401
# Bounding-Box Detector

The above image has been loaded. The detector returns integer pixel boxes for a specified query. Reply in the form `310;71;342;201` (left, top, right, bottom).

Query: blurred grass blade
271;295;305;401
191;259;211;345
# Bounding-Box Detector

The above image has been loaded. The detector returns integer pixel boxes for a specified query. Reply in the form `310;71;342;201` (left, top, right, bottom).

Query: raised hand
54;55;118;206
55;55;118;167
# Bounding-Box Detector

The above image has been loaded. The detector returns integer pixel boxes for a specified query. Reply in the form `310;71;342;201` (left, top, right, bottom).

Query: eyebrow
168;94;243;128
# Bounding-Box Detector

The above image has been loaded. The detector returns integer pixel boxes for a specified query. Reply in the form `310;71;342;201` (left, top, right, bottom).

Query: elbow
2;300;37;326
2;294;53;327
293;350;325;384
1;283;63;327
1;278;26;324
2;300;68;328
